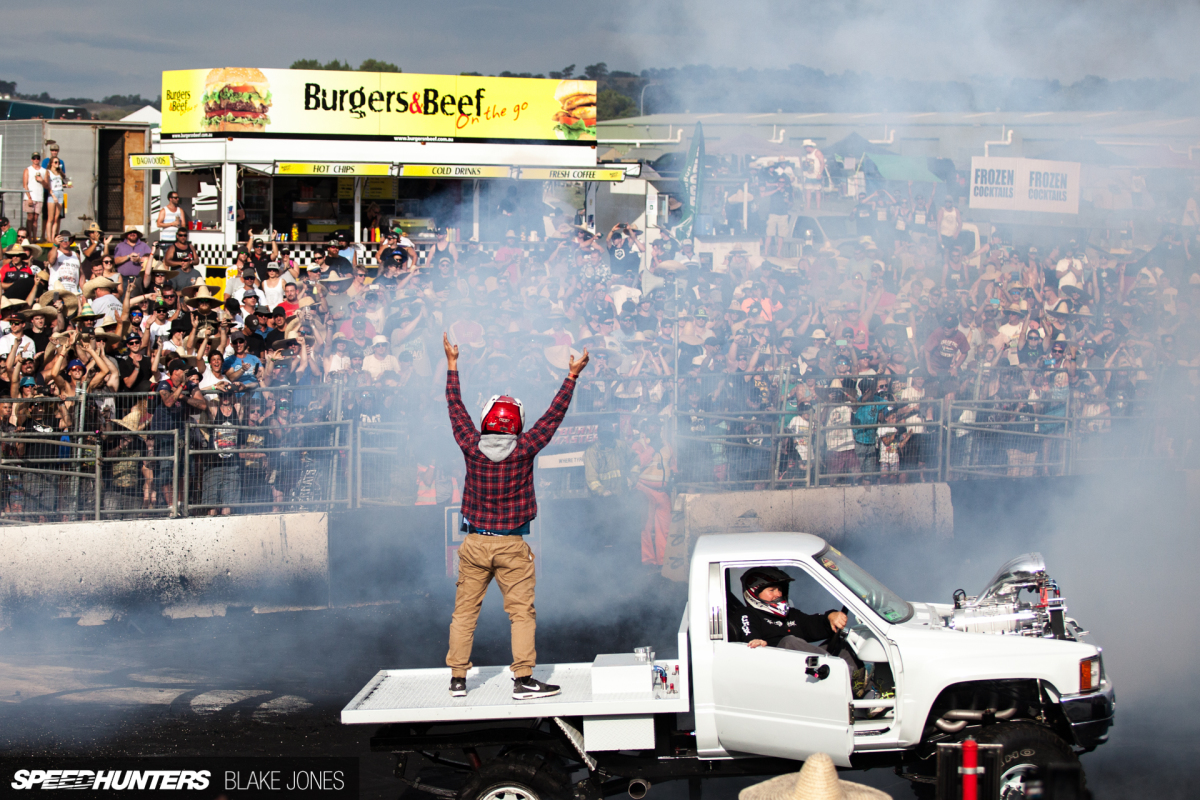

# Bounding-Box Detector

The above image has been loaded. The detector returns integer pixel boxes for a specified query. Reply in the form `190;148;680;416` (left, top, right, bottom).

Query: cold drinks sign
969;157;1080;214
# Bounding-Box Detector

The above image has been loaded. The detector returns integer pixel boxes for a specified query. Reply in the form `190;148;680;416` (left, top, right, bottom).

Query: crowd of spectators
0;168;1196;519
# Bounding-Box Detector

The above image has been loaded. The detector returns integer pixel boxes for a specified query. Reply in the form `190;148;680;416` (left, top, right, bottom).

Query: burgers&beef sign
162;68;597;145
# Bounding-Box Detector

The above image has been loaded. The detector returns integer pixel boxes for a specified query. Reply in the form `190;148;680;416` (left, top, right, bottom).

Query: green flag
674;122;705;240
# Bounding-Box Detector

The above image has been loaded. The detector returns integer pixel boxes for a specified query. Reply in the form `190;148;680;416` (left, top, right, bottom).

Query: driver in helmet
734;567;864;688
442;333;590;701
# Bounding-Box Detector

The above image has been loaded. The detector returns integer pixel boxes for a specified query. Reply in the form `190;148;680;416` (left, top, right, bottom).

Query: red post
961;738;978;800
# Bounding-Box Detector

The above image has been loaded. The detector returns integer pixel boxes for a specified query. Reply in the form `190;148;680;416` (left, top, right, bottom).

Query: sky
1;0;1196;101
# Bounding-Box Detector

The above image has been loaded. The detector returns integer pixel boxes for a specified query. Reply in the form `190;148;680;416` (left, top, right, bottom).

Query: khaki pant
446;533;536;679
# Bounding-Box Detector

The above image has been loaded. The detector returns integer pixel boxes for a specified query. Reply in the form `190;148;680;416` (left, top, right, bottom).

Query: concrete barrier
664;483;953;580
0;513;329;627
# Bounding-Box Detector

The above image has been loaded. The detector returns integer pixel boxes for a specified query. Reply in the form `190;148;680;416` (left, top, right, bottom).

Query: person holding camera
606;223;643;278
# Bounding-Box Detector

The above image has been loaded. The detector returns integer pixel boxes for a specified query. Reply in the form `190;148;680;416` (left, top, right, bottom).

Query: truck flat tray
342;663;689;725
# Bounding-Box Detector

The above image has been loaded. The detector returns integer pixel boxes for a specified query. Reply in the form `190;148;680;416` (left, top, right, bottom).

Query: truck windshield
816;546;913;623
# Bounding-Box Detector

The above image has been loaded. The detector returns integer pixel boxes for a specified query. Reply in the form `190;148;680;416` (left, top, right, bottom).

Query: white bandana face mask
478;433;517;462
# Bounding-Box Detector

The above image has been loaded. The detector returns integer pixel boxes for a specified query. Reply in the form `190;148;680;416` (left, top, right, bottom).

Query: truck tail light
1079;656;1100;692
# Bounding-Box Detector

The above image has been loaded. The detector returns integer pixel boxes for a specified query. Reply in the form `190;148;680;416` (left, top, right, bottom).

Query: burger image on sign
202;67;272;132
552;80;596;140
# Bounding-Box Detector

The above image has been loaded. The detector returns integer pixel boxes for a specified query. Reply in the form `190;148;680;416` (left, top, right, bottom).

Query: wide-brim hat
319;274;353;284
114;400;150;432
658;259;687;272
75;302;104;321
85;222;103;233
543;345;580;371
739;754;889;800
1048;299;1073;317
21;302;59;321
1073;304;1094;318
9;242;42;260
186;284;221;308
123;226;143;239
0;297;29;316
82;276;119;299
150;265;179;279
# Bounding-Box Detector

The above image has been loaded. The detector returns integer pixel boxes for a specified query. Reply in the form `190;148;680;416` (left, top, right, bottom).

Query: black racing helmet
741;567;793;601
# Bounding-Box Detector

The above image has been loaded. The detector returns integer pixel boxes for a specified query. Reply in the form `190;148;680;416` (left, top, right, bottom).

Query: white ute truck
342;533;1114;799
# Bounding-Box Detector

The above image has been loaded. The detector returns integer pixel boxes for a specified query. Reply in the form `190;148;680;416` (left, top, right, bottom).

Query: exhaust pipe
628;779;651;799
934;707;1017;733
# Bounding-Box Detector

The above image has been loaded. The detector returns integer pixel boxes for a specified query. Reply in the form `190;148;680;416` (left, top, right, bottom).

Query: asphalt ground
0;589;1191;800
1;472;1194;799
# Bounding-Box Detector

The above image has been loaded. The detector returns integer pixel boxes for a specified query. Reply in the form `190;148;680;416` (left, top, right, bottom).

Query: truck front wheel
974;722;1081;799
458;752;571;800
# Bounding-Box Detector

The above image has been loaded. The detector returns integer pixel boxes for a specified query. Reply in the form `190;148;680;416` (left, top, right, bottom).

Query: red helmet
481;394;524;435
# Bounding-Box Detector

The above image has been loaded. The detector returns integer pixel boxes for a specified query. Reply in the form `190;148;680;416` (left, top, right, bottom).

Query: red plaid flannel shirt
447;369;576;531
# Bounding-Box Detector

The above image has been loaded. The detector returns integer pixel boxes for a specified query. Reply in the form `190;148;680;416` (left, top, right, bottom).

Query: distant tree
596;89;637;120
290;59;351;70
461;72;484;77
0;80;16;96
59;97;96;105
583;63;608;81
359;59;401;73
499;71;546;79
548;65;576;80
101;93;153;107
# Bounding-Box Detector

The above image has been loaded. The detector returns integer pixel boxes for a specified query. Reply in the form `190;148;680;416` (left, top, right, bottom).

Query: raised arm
443;332;480;451
520;349;588;454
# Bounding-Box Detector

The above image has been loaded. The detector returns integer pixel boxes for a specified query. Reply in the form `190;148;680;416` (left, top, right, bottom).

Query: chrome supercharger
948;553;1082;639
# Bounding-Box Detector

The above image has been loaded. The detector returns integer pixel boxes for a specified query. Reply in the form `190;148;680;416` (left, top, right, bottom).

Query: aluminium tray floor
342;662;688;725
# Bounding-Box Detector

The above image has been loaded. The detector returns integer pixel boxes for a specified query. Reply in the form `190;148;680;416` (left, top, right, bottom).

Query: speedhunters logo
2;759;357;797
11;769;210;790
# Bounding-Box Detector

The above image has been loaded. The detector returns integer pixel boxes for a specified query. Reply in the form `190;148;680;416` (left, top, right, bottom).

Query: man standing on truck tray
733;567;871;697
443;332;590;700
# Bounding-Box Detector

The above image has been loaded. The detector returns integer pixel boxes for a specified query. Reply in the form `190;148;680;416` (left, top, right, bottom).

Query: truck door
710;564;853;766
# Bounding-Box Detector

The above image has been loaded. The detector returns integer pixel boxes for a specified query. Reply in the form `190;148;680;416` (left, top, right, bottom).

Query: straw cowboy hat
150;264;179;279
1048;299;1073;317
739;754;890;800
0;296;29;316
21;302;60;322
82;276;119;299
6;241;43;260
113;400;150;432
543;345;581;371
93;312;123;343
186;284;221;308
39;289;80;317
319;273;353;284
84;222;103;233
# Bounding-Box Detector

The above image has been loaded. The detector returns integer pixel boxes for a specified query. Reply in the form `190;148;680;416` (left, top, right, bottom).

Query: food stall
150;67;625;274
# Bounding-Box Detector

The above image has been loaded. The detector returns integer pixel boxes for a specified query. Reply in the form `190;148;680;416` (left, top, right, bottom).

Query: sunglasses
101;259;113;264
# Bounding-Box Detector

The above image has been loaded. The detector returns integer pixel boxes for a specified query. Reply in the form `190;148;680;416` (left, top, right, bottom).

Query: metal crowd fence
183;420;352;514
945;401;1072;480
0;429;178;522
675;391;1192;491
0;369;1193;523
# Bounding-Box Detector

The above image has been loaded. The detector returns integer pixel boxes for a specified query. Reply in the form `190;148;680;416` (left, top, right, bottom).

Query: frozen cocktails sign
969;157;1080;214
